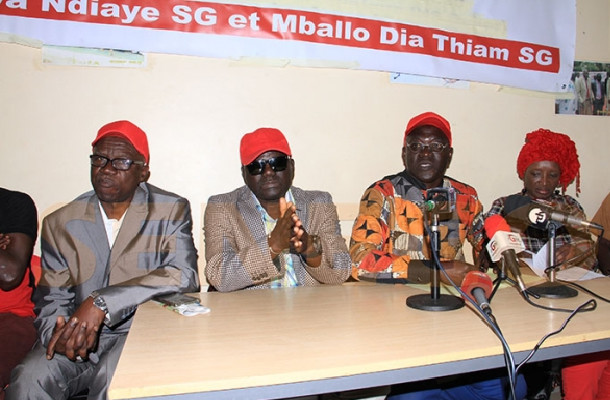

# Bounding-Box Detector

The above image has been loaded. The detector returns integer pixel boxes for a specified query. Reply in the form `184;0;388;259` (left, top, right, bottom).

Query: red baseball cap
240;128;292;165
92;120;150;163
404;112;452;146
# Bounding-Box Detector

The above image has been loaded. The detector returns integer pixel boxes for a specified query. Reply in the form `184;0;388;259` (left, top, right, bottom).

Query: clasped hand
268;198;310;255
46;296;106;362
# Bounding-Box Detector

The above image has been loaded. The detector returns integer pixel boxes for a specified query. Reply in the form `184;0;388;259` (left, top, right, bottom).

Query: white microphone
460;271;494;315
484;215;528;294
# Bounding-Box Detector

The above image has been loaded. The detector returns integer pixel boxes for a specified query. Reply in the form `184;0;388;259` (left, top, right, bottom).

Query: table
108;278;610;399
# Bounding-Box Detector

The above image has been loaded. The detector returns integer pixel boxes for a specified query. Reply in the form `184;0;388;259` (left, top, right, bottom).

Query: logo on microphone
489;240;497;253
507;234;521;244
528;208;548;225
486;231;526;262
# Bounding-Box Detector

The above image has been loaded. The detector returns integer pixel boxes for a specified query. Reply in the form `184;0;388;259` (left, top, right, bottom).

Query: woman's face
523;160;561;200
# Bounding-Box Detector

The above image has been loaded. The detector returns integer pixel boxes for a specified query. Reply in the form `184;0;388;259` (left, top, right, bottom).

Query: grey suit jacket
204;186;350;292
36;183;199;345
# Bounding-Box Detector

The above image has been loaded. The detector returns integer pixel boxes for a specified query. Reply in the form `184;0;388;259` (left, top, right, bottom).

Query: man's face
402;126;453;189
242;151;294;202
91;136;149;205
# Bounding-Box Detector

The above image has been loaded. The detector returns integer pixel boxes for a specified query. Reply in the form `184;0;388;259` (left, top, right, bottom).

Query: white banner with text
0;0;575;92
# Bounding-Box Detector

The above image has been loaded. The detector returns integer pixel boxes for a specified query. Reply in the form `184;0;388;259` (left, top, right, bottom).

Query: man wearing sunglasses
204;127;351;292
7;120;199;400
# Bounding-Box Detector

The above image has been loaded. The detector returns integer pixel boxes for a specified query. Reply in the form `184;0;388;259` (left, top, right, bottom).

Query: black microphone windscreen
502;194;548;231
503;194;532;216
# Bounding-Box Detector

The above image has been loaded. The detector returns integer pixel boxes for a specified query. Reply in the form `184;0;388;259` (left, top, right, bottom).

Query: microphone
484;215;528;294
460;271;494;315
422;200;449;213
503;194;603;232
422;188;456;213
528;204;603;231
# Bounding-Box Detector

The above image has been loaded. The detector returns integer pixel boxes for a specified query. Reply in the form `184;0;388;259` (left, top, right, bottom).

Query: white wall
1;1;609;276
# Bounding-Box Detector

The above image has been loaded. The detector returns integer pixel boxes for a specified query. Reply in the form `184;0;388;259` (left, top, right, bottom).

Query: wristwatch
302;234;323;258
90;291;111;325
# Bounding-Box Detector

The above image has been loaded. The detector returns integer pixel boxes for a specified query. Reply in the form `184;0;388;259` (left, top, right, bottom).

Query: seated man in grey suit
7;120;199;400
204;127;350;291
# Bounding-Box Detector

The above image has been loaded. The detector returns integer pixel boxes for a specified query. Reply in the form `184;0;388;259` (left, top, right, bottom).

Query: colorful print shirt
487;192;597;270
349;171;485;280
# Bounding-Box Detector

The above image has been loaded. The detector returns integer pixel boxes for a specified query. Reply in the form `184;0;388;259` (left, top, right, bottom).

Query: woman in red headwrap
486;128;606;400
487;128;596;271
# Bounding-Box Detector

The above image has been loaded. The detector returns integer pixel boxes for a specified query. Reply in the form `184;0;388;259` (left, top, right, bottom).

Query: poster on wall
0;0;575;93
555;61;610;116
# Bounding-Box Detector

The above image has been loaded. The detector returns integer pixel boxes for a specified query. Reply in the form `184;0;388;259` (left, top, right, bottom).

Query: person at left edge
204;127;351;292
0;188;37;400
6;120;200;400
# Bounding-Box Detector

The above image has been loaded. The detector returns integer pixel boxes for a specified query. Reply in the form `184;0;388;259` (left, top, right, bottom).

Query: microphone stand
406;213;465;311
489;261;518;301
490;259;539;301
527;221;578;298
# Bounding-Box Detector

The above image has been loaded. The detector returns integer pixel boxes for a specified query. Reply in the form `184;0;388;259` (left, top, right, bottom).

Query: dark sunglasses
245;155;291;175
405;142;448;153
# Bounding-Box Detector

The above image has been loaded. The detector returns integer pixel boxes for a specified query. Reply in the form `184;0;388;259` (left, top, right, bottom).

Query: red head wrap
516;128;580;195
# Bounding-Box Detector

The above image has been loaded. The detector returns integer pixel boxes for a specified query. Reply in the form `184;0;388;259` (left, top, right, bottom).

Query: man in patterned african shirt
350;112;486;285
357;113;528;400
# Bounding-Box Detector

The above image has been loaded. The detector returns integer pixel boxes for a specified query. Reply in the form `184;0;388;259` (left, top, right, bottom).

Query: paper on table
154;301;211;316
519;243;605;281
556;267;605;281
517;245;546;278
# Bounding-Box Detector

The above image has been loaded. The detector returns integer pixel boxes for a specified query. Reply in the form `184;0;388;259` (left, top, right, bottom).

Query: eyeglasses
244;155;291;175
90;155;147;171
406;142;448;153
